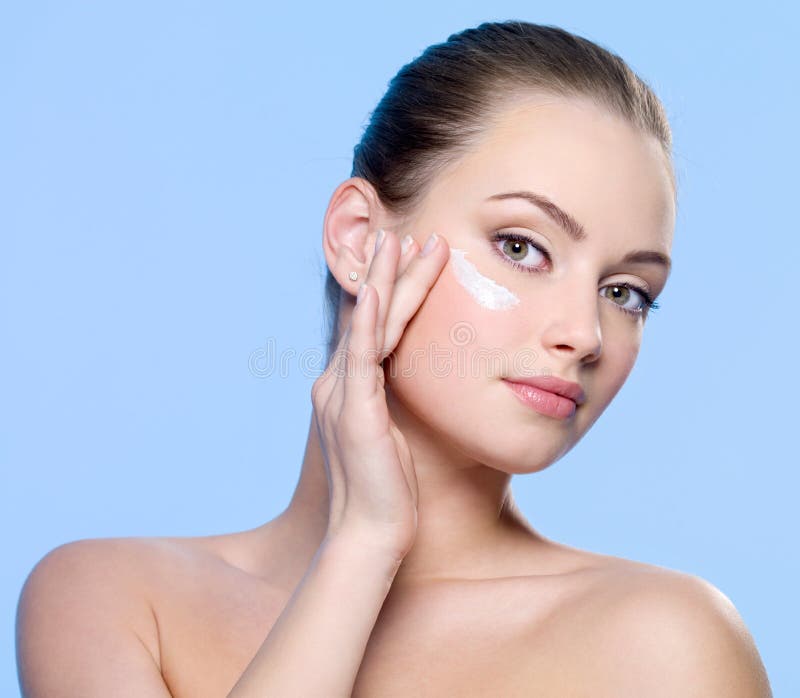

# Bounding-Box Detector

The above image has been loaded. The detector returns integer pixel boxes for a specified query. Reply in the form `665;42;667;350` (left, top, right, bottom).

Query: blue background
2;2;796;695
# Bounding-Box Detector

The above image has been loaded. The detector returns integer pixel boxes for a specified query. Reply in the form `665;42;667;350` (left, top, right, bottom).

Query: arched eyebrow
485;190;672;275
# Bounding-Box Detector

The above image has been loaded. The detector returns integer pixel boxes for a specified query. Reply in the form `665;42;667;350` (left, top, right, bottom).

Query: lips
502;375;586;406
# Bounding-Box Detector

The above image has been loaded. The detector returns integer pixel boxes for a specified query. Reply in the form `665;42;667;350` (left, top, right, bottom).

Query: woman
17;20;772;697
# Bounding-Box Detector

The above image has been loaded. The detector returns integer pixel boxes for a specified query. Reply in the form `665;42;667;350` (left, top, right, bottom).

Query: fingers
362;228;401;359
342;281;381;407
313;228;448;414
313;304;355;407
313;229;398;415
397;234;419;277
381;232;450;359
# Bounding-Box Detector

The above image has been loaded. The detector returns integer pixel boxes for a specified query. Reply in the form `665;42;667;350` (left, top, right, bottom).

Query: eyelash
488;231;661;318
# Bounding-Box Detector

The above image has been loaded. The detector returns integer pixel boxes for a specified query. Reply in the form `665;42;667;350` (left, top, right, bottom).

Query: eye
600;283;659;318
489;230;661;319
489;231;549;273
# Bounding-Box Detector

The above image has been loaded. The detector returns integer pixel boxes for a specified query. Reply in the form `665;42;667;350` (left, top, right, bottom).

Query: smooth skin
16;94;773;697
226;230;450;696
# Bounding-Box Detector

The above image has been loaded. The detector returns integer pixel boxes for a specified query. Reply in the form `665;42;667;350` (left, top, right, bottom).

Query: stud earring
348;271;359;281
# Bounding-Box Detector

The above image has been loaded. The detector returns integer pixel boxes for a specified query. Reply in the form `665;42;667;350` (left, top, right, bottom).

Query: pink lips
502;375;585;419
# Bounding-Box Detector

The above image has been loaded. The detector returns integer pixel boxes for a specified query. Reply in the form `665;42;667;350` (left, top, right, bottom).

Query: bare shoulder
16;536;175;697
18;537;170;651
564;556;773;697
16;533;283;698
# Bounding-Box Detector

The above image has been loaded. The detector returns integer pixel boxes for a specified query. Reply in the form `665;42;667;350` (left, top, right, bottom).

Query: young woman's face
384;95;675;474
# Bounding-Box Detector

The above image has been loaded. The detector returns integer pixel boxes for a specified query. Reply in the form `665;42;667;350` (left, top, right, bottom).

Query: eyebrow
485;190;672;274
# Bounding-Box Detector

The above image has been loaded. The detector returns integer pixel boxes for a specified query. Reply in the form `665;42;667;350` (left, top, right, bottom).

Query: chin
481;433;578;475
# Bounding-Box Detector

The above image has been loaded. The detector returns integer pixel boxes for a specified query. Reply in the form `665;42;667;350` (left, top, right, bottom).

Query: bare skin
34;515;765;696
48;525;662;697
16;95;772;697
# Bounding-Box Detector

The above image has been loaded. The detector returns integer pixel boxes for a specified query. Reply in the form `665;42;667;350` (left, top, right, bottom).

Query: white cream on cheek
448;247;520;310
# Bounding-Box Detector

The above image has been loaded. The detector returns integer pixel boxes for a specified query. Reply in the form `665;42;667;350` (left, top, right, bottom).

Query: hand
310;229;449;560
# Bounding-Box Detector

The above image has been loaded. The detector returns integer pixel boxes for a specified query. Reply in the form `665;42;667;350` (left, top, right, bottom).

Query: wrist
322;528;406;579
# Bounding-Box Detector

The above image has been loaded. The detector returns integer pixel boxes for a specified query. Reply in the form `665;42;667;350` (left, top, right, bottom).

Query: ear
322;177;391;298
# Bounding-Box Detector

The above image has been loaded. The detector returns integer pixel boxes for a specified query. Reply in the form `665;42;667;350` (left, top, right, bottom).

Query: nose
537;280;603;364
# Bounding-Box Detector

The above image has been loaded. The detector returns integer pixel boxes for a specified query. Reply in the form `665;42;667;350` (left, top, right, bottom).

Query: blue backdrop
2;2;796;695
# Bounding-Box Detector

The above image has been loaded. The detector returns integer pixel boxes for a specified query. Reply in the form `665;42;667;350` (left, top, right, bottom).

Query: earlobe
329;239;372;297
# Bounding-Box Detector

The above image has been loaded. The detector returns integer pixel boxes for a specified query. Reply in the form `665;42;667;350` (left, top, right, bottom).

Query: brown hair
323;20;675;362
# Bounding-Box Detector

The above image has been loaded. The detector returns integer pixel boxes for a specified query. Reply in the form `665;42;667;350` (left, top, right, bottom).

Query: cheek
395;256;519;368
385;261;520;409
389;264;479;381
610;342;640;390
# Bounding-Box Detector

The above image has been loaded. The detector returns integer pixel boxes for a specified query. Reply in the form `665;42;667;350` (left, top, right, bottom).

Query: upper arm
16;540;172;698
595;573;773;697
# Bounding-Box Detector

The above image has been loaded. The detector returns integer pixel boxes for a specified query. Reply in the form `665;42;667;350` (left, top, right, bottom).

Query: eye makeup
448;247;520;310
488;230;661;318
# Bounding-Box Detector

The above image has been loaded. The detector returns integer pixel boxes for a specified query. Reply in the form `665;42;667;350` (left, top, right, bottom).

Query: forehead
425;95;675;251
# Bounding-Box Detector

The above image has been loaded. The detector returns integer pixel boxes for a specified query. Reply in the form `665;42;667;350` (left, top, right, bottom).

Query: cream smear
449;247;520;310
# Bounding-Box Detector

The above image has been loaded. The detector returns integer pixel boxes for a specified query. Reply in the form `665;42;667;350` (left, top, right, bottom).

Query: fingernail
400;234;413;254
374;228;386;254
420;232;438;257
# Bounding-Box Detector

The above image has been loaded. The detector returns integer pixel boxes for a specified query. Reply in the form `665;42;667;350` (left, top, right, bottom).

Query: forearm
226;533;402;698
